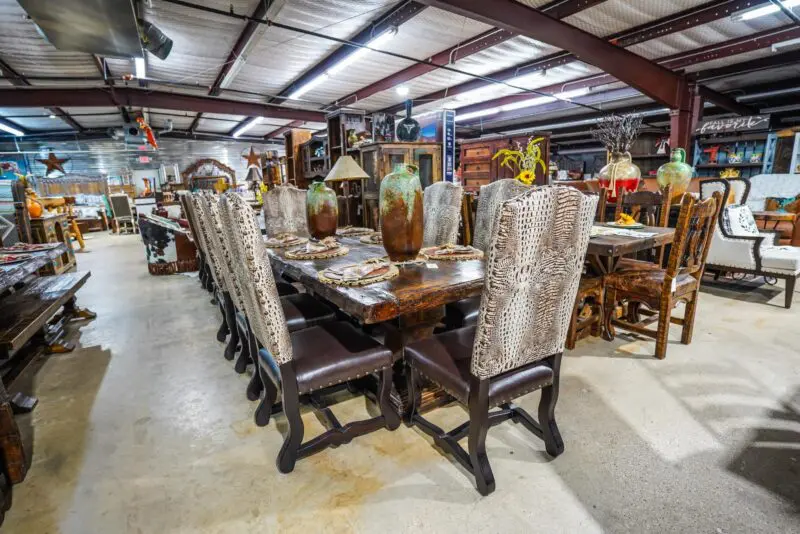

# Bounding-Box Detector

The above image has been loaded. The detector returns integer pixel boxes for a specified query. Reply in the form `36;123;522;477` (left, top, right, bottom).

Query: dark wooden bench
0;272;91;358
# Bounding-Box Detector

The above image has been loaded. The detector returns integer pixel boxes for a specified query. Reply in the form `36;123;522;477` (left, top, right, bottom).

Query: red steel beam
384;0;768;114
265;120;306;139
455;24;795;123
418;0;688;108
333;0;607;107
0;56;84;131
0;87;327;122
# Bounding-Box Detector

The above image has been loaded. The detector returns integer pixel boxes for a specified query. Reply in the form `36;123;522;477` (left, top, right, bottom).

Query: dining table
267;225;675;414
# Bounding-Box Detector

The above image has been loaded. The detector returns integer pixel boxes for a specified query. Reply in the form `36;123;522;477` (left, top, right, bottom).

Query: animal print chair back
198;192;246;312
262;185;309;237
189;192;226;290
423;181;463;247
472;179;530;253
471;186;597;379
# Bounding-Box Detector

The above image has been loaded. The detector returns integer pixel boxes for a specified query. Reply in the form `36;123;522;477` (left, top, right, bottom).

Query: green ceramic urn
380;164;423;262
657;148;694;202
306;182;338;239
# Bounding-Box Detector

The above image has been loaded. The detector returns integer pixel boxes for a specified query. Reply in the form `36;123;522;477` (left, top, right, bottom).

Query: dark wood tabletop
268;226;675;324
0;244;67;294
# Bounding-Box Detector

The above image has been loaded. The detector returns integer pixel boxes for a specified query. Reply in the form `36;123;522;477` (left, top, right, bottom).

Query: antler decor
591;113;643;153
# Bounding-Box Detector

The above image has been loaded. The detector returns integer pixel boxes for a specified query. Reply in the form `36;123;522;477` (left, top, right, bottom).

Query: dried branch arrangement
591;113;643;153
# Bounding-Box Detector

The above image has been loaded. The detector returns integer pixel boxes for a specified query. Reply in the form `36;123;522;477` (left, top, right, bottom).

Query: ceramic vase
656;148;693;202
598;151;641;202
380;164;423;262
306;182;338;240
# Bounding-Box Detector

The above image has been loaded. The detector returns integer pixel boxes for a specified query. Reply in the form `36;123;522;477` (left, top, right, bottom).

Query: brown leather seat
281;293;336;332
445;296;481;329
405;326;554;407
605;269;696;297
277;321;393;394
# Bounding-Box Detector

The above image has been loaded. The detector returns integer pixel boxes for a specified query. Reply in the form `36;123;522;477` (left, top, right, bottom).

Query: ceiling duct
18;0;142;58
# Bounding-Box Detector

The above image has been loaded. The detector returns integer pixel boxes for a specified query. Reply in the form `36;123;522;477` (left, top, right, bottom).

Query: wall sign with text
695;115;771;135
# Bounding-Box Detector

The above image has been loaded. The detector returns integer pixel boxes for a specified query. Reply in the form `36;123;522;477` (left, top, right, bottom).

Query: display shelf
697;133;768;145
695;162;764;169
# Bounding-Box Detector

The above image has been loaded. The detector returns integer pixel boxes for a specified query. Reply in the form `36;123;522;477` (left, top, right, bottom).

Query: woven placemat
318;260;399;287
420;245;484;261
285;245;349;260
359;233;383;245
263;235;308;248
337;226;374;237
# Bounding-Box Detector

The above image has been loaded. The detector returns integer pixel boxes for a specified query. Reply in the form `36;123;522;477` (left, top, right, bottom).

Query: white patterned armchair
700;178;799;308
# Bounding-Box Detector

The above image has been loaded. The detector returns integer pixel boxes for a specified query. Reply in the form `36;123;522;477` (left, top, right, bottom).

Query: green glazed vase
380;164;423;262
657;148;694;202
306;182;338;239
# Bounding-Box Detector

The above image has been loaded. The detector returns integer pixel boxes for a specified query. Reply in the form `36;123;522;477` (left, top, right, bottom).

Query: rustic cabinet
460;135;550;190
359;142;442;229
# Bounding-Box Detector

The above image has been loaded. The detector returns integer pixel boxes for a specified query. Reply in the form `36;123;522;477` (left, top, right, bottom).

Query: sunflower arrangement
491;136;547;186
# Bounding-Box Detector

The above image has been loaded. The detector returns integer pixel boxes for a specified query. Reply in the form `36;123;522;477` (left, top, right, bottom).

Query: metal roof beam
265;121;306;140
0;56;84;131
384;0;768;114
332;0;606;107
0;88;327;123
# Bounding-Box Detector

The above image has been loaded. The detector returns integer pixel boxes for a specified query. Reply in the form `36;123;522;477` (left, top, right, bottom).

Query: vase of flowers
592;114;643;201
491;136;547;185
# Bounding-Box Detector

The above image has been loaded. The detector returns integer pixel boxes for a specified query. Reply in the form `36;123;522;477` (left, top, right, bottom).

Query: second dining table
267;225;675;414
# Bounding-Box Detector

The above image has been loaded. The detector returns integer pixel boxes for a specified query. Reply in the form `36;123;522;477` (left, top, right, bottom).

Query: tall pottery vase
306;182;338;239
380;164;423;262
656;148;693;202
598;152;641;202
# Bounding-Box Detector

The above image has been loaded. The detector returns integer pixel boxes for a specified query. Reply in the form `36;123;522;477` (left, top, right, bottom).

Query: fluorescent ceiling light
396;85;409;96
734;0;800;21
286;28;397;101
772;37;800;52
134;57;146;79
49;114;57;119
0;122;24;136
455;87;592;123
232;117;262;138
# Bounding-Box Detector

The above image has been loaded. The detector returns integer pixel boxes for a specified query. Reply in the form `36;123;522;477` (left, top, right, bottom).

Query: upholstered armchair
700;179;800;309
423;181;463;247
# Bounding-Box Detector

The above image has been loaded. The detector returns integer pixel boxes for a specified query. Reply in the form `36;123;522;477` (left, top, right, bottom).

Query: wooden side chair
262;184;309;237
109;193;138;235
406;186;598;495
603;192;722;359
445;179;529;330
223;192;399;473
423;181;463;247
614;185;673;267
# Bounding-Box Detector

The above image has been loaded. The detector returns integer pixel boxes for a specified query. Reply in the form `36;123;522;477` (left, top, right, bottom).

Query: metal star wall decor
36;152;70;175
243;146;261;169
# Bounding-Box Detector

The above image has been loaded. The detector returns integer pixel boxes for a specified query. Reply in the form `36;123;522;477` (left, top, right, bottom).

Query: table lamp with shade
323;155;370;227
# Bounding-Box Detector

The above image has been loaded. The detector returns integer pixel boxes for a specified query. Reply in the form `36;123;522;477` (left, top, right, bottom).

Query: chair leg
655;295;672;360
378;368;401;431
468;379;495;496
590;291;604;338
565;299;580;350
222;295;237;358
785;276;796;309
254;364;278;427
538;353;564;457
404;366;421;426
681;293;698;345
602;288;617;341
276;366;304;474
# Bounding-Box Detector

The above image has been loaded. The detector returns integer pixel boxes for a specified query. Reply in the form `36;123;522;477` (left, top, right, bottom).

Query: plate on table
605;222;645;230
0;242;61;253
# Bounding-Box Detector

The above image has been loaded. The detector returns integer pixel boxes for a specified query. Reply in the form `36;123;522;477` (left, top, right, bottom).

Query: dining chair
406;186;598;495
223;191;400;473
445;179;529;330
189;192;230;343
613;184;673;268
603;192;722;359
109;193;138;235
262;184;309;237
179;191;208;290
423;181;463;247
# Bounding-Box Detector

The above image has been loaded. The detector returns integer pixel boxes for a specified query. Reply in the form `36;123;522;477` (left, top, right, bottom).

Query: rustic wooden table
586;226;675;274
267;229;675;413
0;244;68;294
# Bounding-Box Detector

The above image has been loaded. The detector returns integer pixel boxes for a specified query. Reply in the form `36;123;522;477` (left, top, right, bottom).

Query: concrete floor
4;232;799;533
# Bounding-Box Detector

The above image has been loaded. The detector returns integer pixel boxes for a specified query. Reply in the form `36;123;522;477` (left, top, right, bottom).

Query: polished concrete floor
4;232;799;533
